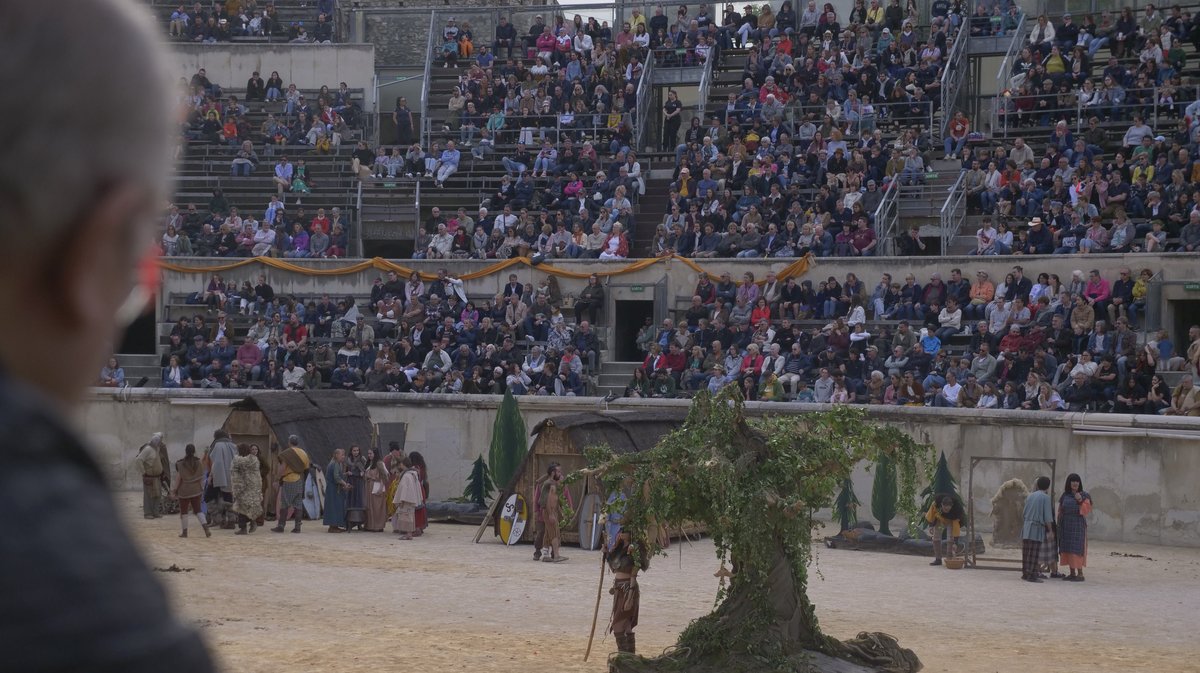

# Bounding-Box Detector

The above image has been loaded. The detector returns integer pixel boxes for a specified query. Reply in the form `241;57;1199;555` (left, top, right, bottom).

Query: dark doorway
1171;300;1200;346
614;300;655;361
117;305;158;355
364;239;414;259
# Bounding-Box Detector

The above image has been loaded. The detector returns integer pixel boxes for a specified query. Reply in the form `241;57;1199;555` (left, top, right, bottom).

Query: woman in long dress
344;445;367;530
231;443;264;535
392;456;424;540
385;448;405;518
364;455;390;532
323;449;350;532
1057;473;1093;582
409;451;430;536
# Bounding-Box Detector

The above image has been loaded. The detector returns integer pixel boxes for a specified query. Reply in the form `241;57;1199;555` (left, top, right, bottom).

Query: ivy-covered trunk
611;537;829;673
590;390;928;673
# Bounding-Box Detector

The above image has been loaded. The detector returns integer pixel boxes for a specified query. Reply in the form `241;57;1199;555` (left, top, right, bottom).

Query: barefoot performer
604;494;648;656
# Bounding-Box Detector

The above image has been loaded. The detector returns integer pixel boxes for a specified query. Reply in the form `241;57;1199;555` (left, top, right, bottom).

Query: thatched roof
531;410;686;456
230;391;373;467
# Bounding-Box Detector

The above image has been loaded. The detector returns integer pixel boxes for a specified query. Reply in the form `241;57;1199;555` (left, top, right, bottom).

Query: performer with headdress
604;492;648;656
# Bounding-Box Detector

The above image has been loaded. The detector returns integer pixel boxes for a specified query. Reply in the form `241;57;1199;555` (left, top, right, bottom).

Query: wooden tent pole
472;496;502;544
583;548;607;662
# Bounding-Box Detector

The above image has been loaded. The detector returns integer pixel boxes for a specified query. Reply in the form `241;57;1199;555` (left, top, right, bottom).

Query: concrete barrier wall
160;253;1199;309
170;44;376;96
80;390;1200;547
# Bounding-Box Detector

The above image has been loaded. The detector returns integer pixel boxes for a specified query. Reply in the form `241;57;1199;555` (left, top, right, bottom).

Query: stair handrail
415;176;424;256
634;54;655;152
695;52;714;122
936;26;970;142
939;169;967;254
873;178;901;256
418;10;439;148
354;179;364;257
990;12;1028;137
1143;269;1164;337
995;13;1029;93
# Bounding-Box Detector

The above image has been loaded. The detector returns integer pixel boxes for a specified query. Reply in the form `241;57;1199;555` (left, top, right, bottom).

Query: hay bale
990;478;1029;547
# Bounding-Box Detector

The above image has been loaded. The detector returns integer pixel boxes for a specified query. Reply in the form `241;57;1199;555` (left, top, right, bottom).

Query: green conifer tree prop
871;451;898;536
462;455;495;507
920;450;961;512
488;390;528;492
833;477;860;532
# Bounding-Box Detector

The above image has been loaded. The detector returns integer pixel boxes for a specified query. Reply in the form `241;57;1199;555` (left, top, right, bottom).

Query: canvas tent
221;390;376;469
497;410;686;545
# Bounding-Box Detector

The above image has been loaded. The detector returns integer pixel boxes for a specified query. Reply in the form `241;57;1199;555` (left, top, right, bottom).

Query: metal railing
1143;269;1164;338
354;180;364;257
937;28;970;142
993;83;1200;137
634;54;655;152
779;96;936;137
939;170;967;254
418;12;438;149
993;11;1028;91
411;178;422;255
873;178;901;256
988;11;1027;134
695;49;714;122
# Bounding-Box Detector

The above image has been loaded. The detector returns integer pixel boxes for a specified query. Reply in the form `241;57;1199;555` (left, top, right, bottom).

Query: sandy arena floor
120;494;1200;673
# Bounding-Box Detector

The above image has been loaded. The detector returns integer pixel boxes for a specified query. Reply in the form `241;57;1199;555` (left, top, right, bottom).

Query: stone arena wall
82;389;1200;547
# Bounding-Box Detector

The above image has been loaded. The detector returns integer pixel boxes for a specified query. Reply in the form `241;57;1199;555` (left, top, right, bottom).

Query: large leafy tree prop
871;451;898;536
583;388;932;673
488;390;527;492
462;455;495;507
919;450;961;512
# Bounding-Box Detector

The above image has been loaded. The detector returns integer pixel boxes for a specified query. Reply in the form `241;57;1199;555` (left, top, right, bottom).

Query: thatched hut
497;410;687;545
221;390;376;469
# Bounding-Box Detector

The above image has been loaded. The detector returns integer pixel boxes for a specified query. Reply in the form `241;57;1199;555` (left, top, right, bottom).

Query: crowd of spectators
161;270;607;397
995;7;1199;126
645;0;963;260
167;0;337;43
390;9;666;260
390;0;964;262
622;264;1199;416
972;5;1200;256
159;67;364;258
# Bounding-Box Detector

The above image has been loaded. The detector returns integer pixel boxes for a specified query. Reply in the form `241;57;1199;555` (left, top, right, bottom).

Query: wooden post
472;496;501;543
583;548;607;662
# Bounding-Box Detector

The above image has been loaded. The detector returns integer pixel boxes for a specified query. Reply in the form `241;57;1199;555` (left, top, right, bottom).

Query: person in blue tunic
1021;476;1054;583
323;448;350;532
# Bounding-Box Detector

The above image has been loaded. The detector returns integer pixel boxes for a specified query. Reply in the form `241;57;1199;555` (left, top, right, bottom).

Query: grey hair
0;0;173;253
288;434;301;446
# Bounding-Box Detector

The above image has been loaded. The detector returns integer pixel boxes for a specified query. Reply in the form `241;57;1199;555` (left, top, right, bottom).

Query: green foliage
920;451;961;512
833;478;860;532
488;390;527;492
462;455;495;507
871;452;898;536
582;388;933;669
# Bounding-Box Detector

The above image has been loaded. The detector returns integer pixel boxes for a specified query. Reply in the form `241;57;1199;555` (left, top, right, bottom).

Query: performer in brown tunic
538;468;568;563
530;463;559;561
605;504;647;655
171;444;210;538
